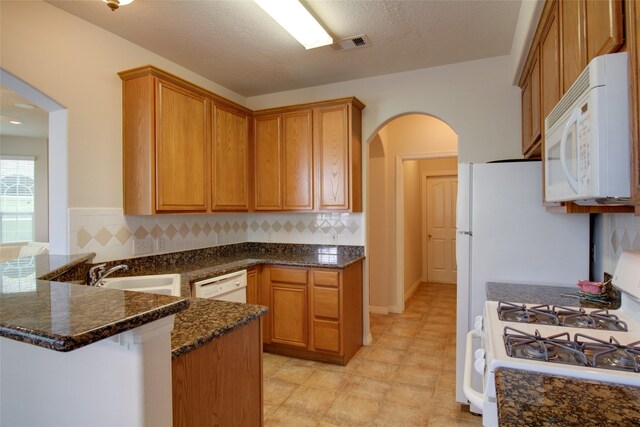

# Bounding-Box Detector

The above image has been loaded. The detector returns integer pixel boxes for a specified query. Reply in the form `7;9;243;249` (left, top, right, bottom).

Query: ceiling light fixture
9;120;23;125
253;0;333;50
103;0;134;12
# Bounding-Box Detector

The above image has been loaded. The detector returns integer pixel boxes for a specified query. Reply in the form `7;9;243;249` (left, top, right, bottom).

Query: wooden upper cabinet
585;0;623;62
156;81;208;212
120;70;209;215
561;0;587;92
522;47;542;157
254;115;282;210
212;105;249;211
315;100;363;212
521;79;532;156
629;0;640;214
540;2;561;123
283;110;313;210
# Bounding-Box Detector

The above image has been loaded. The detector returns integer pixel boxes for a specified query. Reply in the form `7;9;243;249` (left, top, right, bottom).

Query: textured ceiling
48;0;521;97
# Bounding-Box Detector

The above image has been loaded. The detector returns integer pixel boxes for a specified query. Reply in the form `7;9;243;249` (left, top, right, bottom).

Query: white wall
0;136;49;242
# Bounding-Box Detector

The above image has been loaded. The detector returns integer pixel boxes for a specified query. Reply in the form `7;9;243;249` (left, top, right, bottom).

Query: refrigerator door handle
458;230;473;236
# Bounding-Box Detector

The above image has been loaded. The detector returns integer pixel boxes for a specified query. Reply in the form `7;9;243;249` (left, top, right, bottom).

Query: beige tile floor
263;282;483;426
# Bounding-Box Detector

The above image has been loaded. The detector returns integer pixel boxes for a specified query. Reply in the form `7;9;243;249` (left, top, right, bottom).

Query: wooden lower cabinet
247;267;260;304
260;261;363;365
172;318;263;427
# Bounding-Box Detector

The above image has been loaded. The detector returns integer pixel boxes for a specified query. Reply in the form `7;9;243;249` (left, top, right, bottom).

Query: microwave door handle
560;109;580;193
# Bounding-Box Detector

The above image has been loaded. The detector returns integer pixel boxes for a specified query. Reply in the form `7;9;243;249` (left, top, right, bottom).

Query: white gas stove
464;251;640;427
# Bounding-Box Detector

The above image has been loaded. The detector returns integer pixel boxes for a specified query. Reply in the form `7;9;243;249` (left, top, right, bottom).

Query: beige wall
419;157;459;175
403;160;422;296
368;115;458;311
0;136;49;242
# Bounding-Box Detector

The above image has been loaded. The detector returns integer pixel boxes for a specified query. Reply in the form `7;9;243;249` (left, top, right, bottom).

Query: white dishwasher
194;270;247;303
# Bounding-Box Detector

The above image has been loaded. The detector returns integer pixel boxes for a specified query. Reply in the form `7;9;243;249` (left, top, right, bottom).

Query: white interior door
426;176;458;283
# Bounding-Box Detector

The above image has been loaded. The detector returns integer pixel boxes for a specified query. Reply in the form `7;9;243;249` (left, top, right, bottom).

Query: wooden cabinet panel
629;0;640;214
561;0;587;92
270;267;308;285
530;51;541;146
254;115;282;210
156;80;208;212
312;270;339;287
312;320;340;353
271;284;307;347
540;2;561;123
316;105;349;210
212;105;249;211
585;0;623;62
172;319;262;427
521;79;532;155
283;111;314;210
313;287;339;319
247;268;259;305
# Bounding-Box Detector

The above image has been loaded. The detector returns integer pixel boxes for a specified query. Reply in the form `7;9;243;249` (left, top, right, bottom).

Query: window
0;157;35;243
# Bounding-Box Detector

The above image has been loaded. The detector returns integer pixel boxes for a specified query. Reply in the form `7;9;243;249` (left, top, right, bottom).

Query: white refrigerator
454;161;590;406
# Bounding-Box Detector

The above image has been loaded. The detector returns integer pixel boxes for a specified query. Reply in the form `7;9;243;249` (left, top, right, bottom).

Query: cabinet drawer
312;270;339;287
313;320;340;353
313;287;339;319
270;267;308;285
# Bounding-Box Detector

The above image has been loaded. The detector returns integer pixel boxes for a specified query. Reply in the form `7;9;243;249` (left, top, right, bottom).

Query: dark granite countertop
171;298;268;358
0;279;189;351
0;252;96;283
495;368;640;426
486;281;620;309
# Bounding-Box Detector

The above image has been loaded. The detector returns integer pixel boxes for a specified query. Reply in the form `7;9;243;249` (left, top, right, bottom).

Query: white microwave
544;52;631;205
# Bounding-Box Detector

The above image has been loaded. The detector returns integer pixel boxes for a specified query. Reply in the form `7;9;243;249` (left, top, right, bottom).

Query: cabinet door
283;110;314;210
316;105;349;210
254;115;282;210
246;268;259;305
212;105;249;211
561;0;586;92
270;283;308;348
540;2;561;123
521;78;532;155
630;0;640;214
529;50;541;147
155;80;208;212
585;0;623;62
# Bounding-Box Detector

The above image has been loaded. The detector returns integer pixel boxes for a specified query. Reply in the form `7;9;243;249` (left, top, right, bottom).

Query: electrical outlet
133;237;153;255
330;230;338;244
156;237;165;252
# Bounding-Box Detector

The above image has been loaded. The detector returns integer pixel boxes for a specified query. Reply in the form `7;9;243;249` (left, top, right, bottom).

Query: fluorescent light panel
254;0;333;50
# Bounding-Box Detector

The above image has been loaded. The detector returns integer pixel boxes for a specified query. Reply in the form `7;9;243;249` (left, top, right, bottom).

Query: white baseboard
405;278;422;302
369;306;389;315
363;333;373;346
388;305;403;314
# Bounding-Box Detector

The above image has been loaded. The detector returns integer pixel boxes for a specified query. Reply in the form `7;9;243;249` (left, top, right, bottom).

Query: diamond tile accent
165;224;178;239
283;221;294;233
250;221;260;232
150;225;163;238
295;221;306;233
621;230;631;252
223;222;232;233
214;222;223;233
272;221;282;232
114;227;132;244
203;223;212;236
134;226;148;239
320;220;333;233
610;229;619;254
232;221;240;232
94;227;113;246
192;223;202;237
307;220;319;233
241;221;248;231
347;221;360;234
632;231;640;251
77;228;92;249
178;223;190;238
260;221;270;232
334;221;346;234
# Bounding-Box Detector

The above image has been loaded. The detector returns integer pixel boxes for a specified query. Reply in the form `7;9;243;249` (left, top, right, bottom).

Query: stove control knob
475;349;485;360
474;358;485;375
474;316;483;332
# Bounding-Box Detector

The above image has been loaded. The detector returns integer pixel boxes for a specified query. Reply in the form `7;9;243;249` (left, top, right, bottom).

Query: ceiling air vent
332;35;371;52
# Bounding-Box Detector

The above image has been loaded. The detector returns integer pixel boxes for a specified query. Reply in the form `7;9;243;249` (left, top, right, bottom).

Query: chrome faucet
87;263;129;287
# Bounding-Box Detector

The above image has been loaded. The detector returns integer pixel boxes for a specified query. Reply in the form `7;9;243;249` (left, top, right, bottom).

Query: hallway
263;282;481;426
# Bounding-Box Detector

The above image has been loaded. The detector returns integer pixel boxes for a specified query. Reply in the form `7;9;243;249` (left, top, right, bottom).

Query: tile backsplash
68;208;363;262
593;213;640;280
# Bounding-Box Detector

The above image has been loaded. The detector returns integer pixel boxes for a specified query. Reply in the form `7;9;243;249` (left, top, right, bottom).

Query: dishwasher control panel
194;270;247;302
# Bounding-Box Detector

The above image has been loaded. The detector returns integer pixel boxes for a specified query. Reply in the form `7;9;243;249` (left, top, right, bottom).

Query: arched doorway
366;113;458;321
